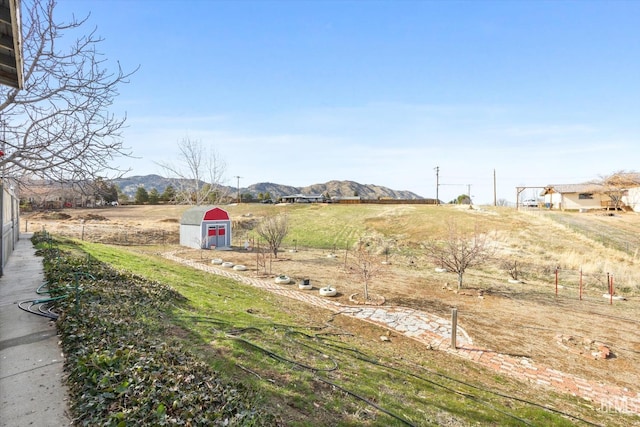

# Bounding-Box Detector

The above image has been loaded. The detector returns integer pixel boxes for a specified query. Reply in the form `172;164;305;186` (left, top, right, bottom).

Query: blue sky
57;0;640;204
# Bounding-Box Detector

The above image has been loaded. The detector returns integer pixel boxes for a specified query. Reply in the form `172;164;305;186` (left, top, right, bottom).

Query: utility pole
234;175;242;204
467;184;472;205
434;166;440;205
493;169;497;206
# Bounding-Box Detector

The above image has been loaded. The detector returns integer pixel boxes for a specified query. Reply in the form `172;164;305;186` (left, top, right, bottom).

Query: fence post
610;274;614;305
451;308;458;349
579;268;583;301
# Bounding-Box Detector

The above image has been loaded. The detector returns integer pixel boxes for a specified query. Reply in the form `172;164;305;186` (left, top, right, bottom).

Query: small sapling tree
502;259;524;282
346;237;386;301
254;214;289;258
423;221;495;289
381;244;392;265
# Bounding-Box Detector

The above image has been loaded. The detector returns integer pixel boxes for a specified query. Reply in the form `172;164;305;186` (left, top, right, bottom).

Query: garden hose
36;281;50;295
18;272;95;320
18;295;67;320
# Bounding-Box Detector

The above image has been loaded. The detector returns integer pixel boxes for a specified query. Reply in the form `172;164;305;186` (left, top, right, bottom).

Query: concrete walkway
164;252;640;416
0;234;70;426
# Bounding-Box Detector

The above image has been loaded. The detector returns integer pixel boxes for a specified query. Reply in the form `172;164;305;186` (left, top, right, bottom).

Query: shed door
207;224;227;248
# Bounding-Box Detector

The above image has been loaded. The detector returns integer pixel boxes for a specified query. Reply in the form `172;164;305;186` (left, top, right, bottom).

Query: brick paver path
164;252;640;415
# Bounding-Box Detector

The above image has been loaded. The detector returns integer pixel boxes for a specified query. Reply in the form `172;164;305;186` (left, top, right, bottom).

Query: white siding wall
179;224;203;249
624;187;640;212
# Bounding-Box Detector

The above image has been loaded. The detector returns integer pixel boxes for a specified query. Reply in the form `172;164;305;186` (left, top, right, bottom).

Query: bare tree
345;237;386;301
501;259;527;282
0;0;136;187
423;221;495;289
156;137;228;205
599;170;640;211
254;214;289;258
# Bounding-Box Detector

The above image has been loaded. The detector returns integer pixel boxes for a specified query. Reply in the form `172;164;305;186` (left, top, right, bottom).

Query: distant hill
299;180;421;199
113;175;424;200
112;175;177;197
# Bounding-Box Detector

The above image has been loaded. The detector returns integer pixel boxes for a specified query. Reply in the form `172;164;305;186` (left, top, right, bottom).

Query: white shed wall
180;224;203;249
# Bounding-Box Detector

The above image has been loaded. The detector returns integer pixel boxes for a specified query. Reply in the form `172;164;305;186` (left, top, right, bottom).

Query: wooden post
451;308;458;349
579;268;583;301
610;274;614;305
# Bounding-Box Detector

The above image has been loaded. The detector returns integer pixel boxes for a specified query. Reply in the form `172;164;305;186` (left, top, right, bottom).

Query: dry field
22;204;640;409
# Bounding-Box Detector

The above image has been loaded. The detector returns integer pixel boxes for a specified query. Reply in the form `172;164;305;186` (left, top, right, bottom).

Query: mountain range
113;175;424;200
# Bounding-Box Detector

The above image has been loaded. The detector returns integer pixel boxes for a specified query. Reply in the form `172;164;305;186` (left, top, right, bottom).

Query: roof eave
0;0;23;89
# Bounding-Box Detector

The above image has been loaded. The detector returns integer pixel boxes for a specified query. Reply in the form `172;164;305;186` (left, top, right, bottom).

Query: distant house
541;183;608;211
180;206;232;249
542;176;640;212
280;193;326;203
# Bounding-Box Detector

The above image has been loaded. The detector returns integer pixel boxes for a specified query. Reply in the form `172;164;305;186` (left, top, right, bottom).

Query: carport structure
179;206;232;249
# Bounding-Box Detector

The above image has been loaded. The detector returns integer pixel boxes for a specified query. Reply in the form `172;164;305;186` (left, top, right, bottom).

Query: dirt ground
22;206;640;397
23;207;181;245
185;245;640;394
